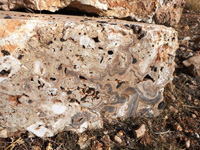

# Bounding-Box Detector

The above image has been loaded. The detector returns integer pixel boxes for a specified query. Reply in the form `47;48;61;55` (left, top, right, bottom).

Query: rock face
0;0;186;26
0;11;178;138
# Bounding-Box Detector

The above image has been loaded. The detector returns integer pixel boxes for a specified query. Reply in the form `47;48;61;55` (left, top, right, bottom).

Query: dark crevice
0;69;11;77
17;54;24;60
1;50;10;56
50;77;56;81
108;50;113;55
100;57;104;63
81;95;88;102
92;36;100;42
116;81;125;89
132;57;137;64
98;47;103;50
143;74;155;82
67;90;72;95
151;66;157;72
79;75;87;80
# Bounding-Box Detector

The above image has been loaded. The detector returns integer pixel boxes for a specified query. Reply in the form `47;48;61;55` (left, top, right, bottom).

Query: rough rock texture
0;0;186;26
0;11;178;138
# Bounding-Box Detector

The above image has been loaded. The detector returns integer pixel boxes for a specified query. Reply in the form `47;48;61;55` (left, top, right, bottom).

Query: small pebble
186;140;190;148
176;124;183;131
114;135;122;144
135;124;146;138
192;114;197;118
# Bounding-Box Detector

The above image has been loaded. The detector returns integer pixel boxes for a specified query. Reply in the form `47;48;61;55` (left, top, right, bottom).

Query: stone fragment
183;55;200;77
78;134;90;149
0;0;186;26
192;114;197;119
135;124;146;138
114;135;122;144
186;140;190;149
176;124;183;131
0;11;178;138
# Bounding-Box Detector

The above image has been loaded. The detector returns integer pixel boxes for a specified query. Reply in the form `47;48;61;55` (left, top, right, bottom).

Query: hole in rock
37;80;44;89
67;90;72;95
60;86;65;90
1;50;10;56
79;75;87;80
108;50;113;55
58;64;62;70
143;74;155;82
98;47;103;50
4;15;12;19
100;57;104;63
69;98;76;103
97;21;108;23
81;95;87;101
116;81;125;89
138;28;142;34
23;93;29;97
60;46;63;51
17;54;24;60
60;38;66;42
50;77;56;81
92;36;100;42
132;57;137;64
151;66;157;72
158;101;165;110
138;33;146;40
160;67;164;72
47;41;53;45
0;69;11;77
28;100;32;103
70;98;80;104
174;4;177;8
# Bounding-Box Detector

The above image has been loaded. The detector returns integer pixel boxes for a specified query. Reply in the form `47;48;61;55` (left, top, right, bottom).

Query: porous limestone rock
0;0;186;26
0;11;178;138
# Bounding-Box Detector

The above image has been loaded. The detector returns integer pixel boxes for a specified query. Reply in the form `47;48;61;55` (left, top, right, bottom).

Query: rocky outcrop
0;11;178;138
0;0;186;26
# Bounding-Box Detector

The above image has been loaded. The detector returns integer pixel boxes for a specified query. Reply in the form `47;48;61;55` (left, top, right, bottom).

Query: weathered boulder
0;11;178;138
0;0;186;26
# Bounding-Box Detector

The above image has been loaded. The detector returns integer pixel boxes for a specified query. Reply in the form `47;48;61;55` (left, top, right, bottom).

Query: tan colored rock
78;134;90;149
0;11;178;138
183;55;200;77
135;124;146;138
0;0;186;26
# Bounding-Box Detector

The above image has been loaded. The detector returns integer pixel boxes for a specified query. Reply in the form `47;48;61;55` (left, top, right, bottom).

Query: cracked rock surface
0;11;178;138
0;0;186;26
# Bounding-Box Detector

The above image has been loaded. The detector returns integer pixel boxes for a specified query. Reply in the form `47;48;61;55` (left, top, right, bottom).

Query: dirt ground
0;10;200;150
